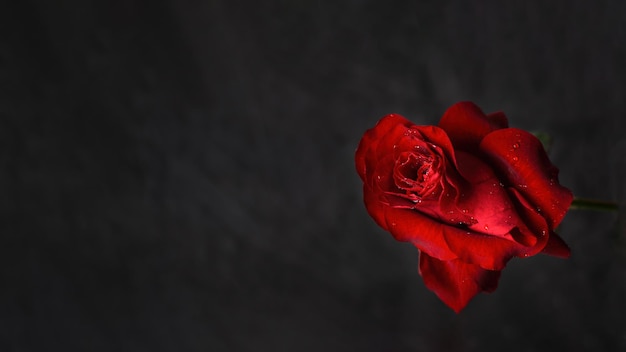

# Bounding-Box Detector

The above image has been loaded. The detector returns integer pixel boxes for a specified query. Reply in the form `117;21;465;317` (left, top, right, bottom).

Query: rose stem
569;197;619;212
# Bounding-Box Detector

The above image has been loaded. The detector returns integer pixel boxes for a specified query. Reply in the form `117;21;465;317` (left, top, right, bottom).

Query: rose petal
356;114;412;182
362;185;389;231
441;227;522;270
505;187;551;257
419;252;501;313
541;232;571;258
487;111;509;128
382;206;458;261
438;102;509;151
453;151;518;237
480;128;573;229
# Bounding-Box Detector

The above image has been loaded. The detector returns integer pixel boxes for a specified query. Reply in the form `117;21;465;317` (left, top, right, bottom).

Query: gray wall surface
1;1;625;351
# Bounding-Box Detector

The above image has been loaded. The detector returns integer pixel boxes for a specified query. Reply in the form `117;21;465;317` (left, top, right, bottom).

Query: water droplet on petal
484;225;489;231
512;156;519;162
499;182;504;187
391;222;397;226
461;209;468;213
512;143;520;149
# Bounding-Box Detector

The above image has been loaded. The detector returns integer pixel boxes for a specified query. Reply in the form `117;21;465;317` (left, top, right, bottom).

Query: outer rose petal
382;206;458;262
419;252;501;313
438;102;509;151
541;232;571;258
356;114;413;182
441;228;522;270
480;128;573;229
362;185;389;231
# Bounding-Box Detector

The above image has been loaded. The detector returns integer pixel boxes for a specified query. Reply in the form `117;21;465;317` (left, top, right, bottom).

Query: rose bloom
355;102;572;312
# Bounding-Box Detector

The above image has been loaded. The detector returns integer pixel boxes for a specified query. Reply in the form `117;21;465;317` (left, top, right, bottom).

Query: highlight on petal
480;128;573;229
438;102;509;151
419;252;501;313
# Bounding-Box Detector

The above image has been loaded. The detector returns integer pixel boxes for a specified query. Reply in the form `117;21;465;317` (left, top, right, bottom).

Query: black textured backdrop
2;1;626;351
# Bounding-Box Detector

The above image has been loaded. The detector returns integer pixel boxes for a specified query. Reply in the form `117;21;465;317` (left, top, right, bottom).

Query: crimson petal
480;128;573;229
383;207;458;262
419;252;501;313
356;114;412;182
441;227;522;270
438;102;509;151
541;232;571;258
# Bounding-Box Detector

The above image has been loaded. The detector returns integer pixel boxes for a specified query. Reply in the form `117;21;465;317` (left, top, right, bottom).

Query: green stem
570;197;619;212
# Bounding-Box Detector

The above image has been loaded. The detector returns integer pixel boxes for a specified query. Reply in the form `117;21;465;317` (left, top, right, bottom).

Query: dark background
2;1;626;351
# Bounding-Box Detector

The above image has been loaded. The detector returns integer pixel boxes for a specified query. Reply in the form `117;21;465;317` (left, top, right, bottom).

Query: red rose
355;102;573;312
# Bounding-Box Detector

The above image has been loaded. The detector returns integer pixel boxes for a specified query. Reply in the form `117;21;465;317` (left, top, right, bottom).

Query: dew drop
484;225;489;231
512;143;520;149
499;182;505;187
523;253;530;258
448;210;455;214
393;144;397;149
541;230;546;236
391;222;397;226
415;145;421;149
512;156;519;162
461;209;468;213
489;191;493;195
377;176;381;180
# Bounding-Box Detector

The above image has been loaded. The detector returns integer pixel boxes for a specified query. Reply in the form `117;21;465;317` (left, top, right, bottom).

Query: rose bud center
393;147;442;199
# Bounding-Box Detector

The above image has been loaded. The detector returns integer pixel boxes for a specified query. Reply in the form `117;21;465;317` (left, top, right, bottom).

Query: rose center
393;150;442;198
